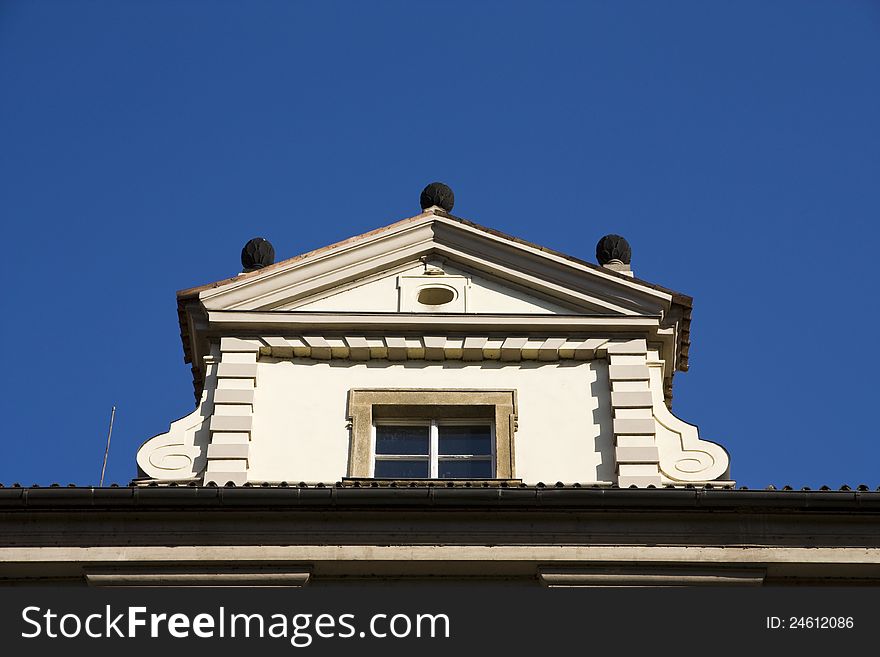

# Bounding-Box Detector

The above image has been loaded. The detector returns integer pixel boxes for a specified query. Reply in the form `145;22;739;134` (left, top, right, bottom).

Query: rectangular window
372;420;494;479
347;389;517;480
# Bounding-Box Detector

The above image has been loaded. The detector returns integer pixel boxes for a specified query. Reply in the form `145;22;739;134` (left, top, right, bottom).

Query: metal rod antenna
99;405;116;487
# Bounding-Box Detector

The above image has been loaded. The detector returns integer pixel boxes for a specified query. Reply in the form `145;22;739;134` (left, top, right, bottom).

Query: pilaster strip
608;365;650;381
606;338;648;355
207;443;250;459
615;446;660;463
204;341;257;486
213;389;255;405
216;363;258;378
607;339;660;488
209;416;253;432
610;391;654;407
612;418;655;435
219;337;262;353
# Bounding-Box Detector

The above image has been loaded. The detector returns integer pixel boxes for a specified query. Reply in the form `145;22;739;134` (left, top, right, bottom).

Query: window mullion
370;423;376;477
430;420;439;478
490;422;496;476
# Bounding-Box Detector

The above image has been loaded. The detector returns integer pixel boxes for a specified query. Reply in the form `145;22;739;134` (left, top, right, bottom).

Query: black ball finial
595;234;632;265
241;237;275;272
420;182;454;212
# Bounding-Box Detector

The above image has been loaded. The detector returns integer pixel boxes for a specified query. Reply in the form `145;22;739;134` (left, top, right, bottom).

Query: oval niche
417;286;456;306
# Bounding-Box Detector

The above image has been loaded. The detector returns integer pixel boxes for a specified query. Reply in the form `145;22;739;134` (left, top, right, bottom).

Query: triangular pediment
175;210;694;403
274;261;588;314
190;211;676;319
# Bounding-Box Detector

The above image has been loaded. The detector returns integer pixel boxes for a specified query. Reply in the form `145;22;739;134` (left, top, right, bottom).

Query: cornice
3;486;880;512
181;314;677;406
197;215;673;316
204;311;665;333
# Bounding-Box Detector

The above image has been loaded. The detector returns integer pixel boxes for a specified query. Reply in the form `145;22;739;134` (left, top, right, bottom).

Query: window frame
347;389;517;480
371;418;496;479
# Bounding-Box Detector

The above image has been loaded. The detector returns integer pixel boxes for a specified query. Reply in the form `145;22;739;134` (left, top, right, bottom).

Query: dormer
137;183;729;489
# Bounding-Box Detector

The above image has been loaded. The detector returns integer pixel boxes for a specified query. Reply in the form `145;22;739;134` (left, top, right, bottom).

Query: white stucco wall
247;358;614;484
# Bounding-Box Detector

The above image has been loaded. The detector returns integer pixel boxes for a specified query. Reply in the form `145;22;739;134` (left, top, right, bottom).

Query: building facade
138;182;729;491
2;184;878;587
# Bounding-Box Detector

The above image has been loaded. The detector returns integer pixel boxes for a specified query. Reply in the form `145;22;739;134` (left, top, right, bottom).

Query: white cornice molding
429;218;671;306
184;313;677;405
203;311;665;333
198;313;676;382
200;219;437;310
427;243;641;315
235;334;647;363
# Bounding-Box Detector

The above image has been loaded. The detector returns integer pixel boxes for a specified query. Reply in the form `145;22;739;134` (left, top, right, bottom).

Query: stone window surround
347;389;518;479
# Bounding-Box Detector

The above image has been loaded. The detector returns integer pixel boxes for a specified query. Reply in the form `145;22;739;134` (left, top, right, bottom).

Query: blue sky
2;1;878;489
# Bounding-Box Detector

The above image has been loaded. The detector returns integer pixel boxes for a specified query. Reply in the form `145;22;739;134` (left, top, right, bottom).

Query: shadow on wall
590;360;615;483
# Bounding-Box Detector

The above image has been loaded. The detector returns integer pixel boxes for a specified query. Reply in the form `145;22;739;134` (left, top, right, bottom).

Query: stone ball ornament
595;234;632;265
241;237;276;272
419;182;455;212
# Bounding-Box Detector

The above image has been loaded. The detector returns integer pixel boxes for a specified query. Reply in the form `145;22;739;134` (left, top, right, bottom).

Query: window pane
374;460;429;478
438;425;492;455
438;459;493;479
376;425;429;455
